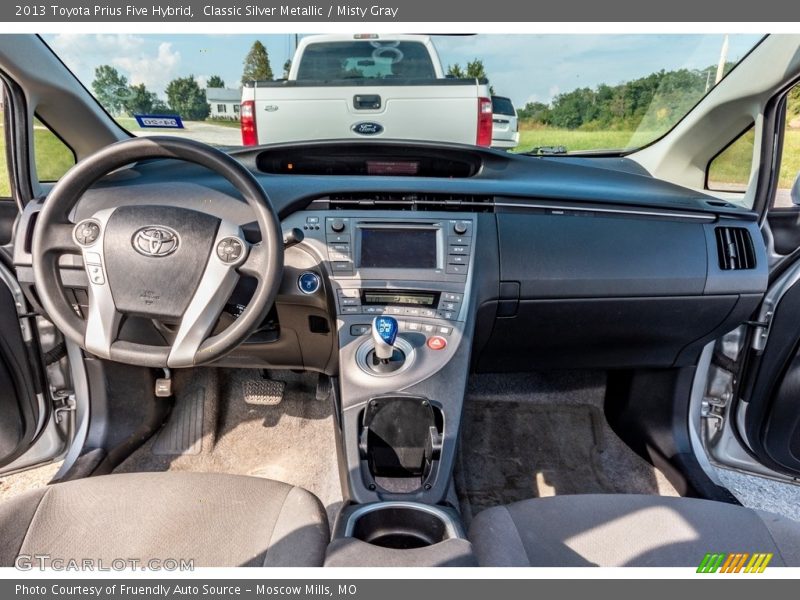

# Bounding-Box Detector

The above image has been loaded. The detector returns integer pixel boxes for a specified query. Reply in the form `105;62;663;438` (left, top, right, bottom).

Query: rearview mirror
792;172;800;207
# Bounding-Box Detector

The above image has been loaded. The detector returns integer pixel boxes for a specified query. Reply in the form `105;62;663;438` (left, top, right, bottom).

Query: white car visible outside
491;95;519;149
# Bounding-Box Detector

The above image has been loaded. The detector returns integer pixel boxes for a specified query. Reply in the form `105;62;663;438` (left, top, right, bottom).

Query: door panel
767;210;800;256
0;265;43;468
739;261;800;475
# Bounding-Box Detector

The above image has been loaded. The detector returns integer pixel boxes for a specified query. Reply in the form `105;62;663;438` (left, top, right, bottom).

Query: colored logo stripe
698;552;772;573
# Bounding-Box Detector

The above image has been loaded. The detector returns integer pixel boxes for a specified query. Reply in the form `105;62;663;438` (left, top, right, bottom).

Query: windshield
44;33;763;153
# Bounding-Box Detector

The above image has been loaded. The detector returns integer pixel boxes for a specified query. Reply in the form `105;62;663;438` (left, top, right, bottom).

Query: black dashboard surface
68;141;753;223
25;140;768;372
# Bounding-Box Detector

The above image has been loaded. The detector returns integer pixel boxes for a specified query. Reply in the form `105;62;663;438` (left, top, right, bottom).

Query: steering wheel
31;136;284;368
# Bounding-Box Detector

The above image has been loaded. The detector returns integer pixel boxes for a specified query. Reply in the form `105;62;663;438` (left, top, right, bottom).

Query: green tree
446;64;464;78
206;75;225;88
165;75;209;121
122;83;158;115
447;59;493;94
283;59;292;79
241;41;273;84
91;65;129;116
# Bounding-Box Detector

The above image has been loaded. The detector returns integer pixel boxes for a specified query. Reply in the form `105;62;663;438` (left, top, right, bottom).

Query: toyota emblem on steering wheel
132;226;180;257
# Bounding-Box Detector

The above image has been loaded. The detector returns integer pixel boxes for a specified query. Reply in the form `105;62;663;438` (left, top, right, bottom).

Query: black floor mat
455;373;677;523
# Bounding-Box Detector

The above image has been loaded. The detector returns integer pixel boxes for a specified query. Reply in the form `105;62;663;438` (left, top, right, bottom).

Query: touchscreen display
360;228;437;269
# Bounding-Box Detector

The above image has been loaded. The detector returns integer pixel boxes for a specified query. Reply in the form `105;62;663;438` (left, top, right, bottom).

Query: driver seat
0;472;329;567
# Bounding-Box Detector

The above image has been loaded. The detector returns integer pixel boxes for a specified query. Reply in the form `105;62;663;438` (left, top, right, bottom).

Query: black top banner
3;0;797;22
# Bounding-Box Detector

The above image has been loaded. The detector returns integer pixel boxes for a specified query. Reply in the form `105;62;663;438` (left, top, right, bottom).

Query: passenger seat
469;494;800;567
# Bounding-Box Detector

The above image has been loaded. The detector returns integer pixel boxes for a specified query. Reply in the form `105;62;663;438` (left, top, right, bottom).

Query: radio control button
341;306;361;314
437;310;456;320
449;245;469;254
419;309;437;318
427;336;447;350
330;243;351;253
387;306;405;315
453;221;469;235
326;234;350;244
331;261;353;272
363;306;386;314
442;293;462;303
340;297;359;306
448;254;467;265
449;236;471;246
338;288;360;298
441;302;459;311
329;218;347;233
405;307;422;317
446;264;467;275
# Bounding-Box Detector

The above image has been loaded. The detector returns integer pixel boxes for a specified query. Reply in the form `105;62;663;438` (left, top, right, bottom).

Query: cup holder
345;502;463;550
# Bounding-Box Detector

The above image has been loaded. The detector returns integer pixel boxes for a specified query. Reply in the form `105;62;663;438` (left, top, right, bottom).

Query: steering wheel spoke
239;242;268;280
42;222;82;253
84;286;122;359
167;220;245;368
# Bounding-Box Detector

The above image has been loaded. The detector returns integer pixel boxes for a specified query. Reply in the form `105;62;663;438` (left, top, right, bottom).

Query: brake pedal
243;378;285;406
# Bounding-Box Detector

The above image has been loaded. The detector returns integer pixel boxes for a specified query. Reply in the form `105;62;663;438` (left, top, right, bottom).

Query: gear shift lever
372;316;399;362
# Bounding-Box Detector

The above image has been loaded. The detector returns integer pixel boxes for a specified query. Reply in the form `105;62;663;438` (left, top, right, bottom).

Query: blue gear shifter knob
372;316;399;361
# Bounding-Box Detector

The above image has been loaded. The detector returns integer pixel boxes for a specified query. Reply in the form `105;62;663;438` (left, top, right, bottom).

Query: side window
774;85;800;209
707;126;755;193
33;116;75;182
0;92;10;198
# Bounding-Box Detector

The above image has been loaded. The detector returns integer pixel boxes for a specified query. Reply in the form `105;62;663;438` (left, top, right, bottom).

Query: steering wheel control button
298;272;321;295
74;220;101;246
216;237;245;264
87;264;105;285
427;336;448;351
84;252;102;265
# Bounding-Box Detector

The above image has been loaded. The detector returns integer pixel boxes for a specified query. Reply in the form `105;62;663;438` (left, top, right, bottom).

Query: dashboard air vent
314;193;494;213
715;227;755;270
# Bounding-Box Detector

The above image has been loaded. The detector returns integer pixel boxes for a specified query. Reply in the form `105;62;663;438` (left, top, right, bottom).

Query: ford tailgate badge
351;122;384;136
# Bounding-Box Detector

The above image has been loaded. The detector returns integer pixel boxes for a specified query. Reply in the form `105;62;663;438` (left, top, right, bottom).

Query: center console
284;210;477;500
283;209;482;565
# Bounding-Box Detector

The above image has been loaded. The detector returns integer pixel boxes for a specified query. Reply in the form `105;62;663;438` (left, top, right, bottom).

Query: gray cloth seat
469;494;800;567
0;471;329;567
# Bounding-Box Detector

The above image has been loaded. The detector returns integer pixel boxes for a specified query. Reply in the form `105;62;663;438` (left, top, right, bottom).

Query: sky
42;33;764;108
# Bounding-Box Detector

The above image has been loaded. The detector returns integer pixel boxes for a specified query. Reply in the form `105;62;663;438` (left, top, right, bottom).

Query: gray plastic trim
79;208;121;360
167;220;247;368
342;501;466;540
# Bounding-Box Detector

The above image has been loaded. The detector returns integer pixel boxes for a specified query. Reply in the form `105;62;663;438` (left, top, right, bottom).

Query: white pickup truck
240;34;493;147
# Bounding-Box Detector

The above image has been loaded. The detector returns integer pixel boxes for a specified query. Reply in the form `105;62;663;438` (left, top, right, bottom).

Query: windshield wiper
520;145;569;156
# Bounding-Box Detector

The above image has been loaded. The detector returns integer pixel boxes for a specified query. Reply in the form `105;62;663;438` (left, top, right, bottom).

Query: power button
426;336;447;351
298;272;321;295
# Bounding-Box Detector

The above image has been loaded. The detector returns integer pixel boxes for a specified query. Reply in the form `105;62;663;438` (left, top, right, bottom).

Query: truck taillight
477;97;492;146
241;100;257;146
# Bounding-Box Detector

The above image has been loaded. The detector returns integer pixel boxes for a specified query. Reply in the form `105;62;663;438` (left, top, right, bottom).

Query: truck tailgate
252;83;481;145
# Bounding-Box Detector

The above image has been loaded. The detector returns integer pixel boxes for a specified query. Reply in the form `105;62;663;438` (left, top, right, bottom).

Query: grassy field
2;117;798;198
0;115;75;197
515;123;800;191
